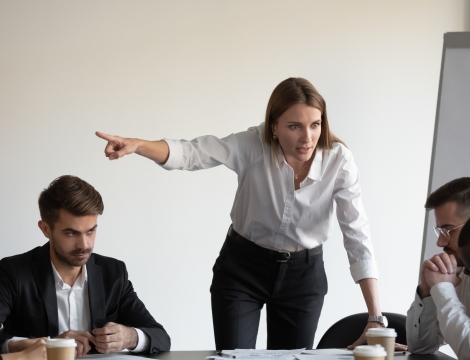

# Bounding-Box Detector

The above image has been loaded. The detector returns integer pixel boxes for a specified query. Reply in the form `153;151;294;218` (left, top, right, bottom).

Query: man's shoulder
0;245;46;267
89;253;127;272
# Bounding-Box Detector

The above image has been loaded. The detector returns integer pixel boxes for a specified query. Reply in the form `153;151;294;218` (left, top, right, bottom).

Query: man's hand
56;330;96;357
11;338;47;360
7;337;48;355
8;338;44;353
424;266;462;289
418;253;459;298
92;322;138;353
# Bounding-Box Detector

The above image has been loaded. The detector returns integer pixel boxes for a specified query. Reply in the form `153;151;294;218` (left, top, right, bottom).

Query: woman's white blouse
161;123;378;282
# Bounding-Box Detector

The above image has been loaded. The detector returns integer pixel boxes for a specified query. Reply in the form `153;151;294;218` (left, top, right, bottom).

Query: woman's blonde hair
264;78;345;152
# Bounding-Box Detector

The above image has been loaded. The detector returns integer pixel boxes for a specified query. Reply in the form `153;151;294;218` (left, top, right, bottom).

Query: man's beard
51;237;93;267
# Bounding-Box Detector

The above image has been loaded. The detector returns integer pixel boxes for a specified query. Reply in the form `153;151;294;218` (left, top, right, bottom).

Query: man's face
39;209;98;268
434;201;466;266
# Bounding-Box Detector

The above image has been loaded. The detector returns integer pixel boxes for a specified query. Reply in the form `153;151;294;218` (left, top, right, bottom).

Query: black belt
227;225;322;263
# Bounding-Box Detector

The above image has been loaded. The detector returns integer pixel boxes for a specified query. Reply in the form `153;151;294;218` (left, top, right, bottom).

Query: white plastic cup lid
365;328;397;337
45;339;77;348
353;345;387;357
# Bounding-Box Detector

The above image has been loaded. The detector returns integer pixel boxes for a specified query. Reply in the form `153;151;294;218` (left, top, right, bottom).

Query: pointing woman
96;78;385;350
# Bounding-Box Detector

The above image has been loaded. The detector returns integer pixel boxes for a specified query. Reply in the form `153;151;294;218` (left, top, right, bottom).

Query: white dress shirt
2;263;149;353
51;263;91;334
407;271;470;359
161;123;378;282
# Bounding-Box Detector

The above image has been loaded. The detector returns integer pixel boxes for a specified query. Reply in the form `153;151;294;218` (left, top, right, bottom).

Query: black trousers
210;227;328;350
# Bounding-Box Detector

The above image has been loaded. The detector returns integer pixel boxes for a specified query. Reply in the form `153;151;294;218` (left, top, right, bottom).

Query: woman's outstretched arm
96;132;169;164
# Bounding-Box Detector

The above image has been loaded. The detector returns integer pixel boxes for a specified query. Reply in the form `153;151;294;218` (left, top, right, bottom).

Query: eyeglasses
433;223;465;239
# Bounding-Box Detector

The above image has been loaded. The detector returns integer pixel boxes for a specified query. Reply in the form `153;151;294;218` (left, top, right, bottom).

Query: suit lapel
32;243;59;336
87;255;106;329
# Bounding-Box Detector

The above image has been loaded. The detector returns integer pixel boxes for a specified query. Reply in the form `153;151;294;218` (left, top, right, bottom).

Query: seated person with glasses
406;177;470;358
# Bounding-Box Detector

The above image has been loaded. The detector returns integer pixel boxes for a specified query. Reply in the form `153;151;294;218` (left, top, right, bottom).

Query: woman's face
272;103;322;165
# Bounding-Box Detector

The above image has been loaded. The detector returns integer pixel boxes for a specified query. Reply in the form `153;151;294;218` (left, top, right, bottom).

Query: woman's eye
289;125;299;130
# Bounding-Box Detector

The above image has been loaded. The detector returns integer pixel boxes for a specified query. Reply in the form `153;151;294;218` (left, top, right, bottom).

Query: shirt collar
307;148;323;181
277;146;323;182
51;262;88;289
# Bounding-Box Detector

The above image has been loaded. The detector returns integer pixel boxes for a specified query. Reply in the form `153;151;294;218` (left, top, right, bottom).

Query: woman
96;78;385;350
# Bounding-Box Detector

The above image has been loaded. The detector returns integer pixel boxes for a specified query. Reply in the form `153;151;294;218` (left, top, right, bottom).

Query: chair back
316;312;407;349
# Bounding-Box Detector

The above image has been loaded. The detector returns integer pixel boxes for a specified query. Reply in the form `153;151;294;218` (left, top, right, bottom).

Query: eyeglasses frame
433;223;465;239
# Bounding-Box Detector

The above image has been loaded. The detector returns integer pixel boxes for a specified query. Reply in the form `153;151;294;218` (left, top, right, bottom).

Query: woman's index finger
95;131;117;142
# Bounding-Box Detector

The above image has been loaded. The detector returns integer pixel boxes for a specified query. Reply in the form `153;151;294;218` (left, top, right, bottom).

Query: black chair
316;312;407;349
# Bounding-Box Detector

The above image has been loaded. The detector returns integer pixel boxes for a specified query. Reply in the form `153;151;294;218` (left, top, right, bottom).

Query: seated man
0;175;170;356
406;177;470;358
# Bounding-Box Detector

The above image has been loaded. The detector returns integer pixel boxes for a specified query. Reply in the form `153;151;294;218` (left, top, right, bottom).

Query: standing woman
96;78;384;350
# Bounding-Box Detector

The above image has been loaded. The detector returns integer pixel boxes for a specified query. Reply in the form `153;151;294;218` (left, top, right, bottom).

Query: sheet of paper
217;349;306;360
299;349;353;355
297;356;353;360
78;354;151;360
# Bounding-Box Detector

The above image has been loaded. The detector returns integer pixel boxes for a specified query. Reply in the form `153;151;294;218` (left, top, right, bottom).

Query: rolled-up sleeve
333;151;379;283
160;139;184;170
158;131;262;174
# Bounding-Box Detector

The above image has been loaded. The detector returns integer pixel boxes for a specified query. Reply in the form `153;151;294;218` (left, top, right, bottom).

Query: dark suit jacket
0;243;171;354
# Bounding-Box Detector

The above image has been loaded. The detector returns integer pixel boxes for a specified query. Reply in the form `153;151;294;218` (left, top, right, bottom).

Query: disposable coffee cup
353;345;387;360
46;338;76;360
366;328;397;360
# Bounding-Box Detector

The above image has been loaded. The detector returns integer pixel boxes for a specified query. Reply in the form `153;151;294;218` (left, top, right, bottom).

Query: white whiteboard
422;32;470;263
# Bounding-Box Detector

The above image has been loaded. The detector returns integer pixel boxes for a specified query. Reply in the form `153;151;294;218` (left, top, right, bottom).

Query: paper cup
353;344;387;360
366;328;397;360
46;338;76;360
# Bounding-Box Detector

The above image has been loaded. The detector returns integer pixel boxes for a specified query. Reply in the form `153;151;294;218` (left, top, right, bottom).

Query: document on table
294;351;353;360
299;349;353;356
207;348;306;360
296;357;352;360
78;354;150;359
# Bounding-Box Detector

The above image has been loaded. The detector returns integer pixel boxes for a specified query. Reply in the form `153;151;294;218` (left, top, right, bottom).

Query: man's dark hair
458;219;470;248
425;177;470;219
38;175;104;228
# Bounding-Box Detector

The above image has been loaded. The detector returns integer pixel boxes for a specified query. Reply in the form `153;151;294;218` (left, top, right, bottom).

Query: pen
217;352;236;359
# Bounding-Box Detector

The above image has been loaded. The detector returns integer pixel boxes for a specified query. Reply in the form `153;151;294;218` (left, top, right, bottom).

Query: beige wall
0;0;469;355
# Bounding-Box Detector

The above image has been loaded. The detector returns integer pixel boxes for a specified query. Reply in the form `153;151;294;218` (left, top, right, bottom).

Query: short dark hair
458;219;470;248
38;175;104;228
425;177;470;219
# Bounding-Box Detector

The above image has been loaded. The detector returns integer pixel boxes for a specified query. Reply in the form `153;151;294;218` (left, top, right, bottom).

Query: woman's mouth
296;147;311;154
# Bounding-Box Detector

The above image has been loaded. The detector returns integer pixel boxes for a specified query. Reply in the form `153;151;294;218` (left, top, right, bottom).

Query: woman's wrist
358;278;381;316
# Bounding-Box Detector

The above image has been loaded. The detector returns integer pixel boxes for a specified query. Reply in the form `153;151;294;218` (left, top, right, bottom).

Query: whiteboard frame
421;32;470;267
